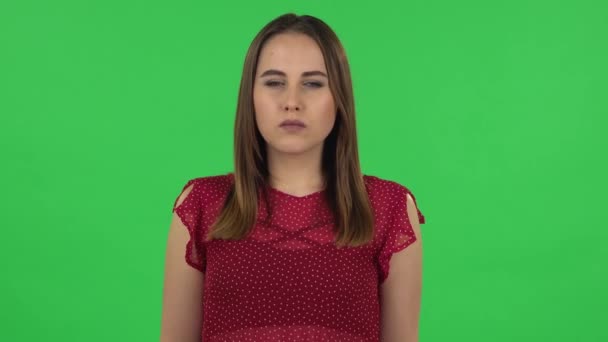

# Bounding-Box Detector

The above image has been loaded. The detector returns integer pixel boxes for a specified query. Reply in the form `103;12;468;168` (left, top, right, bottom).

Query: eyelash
264;80;324;88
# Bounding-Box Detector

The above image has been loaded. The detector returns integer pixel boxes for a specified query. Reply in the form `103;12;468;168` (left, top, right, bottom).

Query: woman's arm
160;184;204;342
380;193;423;342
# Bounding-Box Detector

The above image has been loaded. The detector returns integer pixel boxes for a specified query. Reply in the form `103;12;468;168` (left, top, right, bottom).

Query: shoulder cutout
174;183;195;209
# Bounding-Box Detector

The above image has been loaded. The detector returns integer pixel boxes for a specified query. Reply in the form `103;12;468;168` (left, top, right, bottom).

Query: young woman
160;13;426;342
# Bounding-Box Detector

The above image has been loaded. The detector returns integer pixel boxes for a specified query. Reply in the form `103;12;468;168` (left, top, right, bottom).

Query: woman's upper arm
380;193;423;342
160;184;204;342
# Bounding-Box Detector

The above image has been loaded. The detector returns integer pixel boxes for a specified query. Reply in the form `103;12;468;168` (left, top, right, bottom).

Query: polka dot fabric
172;173;426;342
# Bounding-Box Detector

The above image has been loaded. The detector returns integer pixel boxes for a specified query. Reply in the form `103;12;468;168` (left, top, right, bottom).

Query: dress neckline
266;184;326;200
226;172;327;201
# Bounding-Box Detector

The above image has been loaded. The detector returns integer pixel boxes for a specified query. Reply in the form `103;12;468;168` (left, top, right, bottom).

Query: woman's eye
305;81;323;88
263;80;324;88
265;80;284;87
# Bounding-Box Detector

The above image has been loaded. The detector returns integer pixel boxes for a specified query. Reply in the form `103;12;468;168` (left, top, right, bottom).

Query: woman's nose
284;104;300;111
283;87;302;112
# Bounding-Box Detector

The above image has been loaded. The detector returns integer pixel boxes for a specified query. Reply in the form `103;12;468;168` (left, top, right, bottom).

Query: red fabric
172;173;426;342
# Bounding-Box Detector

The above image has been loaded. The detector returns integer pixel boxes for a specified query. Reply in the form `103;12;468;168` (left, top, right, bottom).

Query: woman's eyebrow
259;69;328;78
302;70;327;78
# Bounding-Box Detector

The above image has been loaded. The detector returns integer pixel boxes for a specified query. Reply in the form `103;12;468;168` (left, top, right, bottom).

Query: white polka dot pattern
171;173;426;341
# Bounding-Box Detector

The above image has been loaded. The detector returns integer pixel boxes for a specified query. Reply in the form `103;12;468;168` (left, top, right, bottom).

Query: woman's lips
280;124;306;132
279;119;306;132
280;119;306;127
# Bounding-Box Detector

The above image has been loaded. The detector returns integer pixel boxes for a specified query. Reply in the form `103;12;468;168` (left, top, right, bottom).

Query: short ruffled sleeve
172;178;206;272
377;184;426;284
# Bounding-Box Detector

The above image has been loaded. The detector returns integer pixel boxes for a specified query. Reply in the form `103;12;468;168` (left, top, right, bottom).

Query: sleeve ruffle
172;178;206;272
377;183;426;284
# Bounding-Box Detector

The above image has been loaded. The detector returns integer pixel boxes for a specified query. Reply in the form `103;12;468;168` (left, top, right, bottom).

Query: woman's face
253;32;337;156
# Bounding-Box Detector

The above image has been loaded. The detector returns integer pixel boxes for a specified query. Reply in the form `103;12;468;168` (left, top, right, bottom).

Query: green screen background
1;0;606;341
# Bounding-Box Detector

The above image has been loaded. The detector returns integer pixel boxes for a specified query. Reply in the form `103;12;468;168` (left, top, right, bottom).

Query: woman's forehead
257;33;327;73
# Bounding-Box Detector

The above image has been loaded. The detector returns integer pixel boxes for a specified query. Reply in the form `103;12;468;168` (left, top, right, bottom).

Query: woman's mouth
279;119;306;132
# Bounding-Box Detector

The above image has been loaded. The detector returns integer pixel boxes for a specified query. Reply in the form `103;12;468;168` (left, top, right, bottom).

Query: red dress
172;173;426;342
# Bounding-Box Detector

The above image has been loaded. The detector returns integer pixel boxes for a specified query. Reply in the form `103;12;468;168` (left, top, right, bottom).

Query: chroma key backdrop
0;0;606;341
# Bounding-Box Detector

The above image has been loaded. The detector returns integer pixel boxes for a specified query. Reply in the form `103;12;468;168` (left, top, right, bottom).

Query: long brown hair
207;13;374;247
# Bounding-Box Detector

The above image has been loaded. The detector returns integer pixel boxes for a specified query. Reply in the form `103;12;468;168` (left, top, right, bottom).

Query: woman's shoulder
173;173;234;222
363;174;421;208
363;174;411;195
363;173;426;224
184;172;234;191
176;172;234;205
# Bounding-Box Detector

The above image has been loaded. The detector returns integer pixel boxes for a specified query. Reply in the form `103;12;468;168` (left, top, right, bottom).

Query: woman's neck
266;148;325;197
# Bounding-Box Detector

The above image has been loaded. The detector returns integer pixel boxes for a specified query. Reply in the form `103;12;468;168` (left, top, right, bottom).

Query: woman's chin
268;142;320;156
